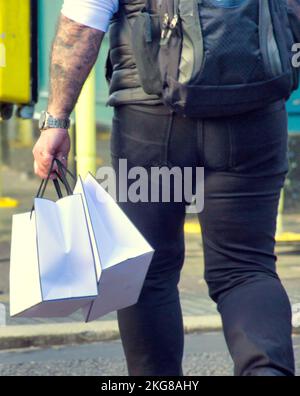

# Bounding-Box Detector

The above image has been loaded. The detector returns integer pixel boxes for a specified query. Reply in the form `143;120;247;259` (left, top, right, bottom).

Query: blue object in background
209;0;248;8
287;90;300;134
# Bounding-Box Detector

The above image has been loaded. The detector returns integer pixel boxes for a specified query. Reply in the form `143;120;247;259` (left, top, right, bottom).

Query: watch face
39;111;47;130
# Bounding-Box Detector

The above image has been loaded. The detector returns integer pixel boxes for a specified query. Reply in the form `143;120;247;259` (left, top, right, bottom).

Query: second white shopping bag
74;173;154;322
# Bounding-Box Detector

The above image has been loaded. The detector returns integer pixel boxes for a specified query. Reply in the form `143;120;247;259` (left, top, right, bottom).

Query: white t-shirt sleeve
61;0;119;32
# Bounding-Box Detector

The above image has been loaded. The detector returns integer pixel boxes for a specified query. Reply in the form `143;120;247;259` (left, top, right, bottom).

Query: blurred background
0;0;300;328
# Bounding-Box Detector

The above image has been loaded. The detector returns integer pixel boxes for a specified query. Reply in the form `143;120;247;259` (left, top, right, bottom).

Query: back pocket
111;106;171;168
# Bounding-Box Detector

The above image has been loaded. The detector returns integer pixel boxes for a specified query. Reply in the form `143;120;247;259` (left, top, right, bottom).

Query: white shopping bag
10;180;98;318
74;173;154;322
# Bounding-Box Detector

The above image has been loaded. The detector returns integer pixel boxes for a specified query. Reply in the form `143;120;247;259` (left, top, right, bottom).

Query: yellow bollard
75;69;97;177
17;118;33;148
68;121;76;177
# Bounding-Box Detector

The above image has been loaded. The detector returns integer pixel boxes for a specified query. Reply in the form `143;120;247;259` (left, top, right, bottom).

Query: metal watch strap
47;116;70;129
39;111;70;130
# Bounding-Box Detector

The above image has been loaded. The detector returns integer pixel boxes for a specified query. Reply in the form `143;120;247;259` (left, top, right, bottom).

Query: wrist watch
39;111;70;131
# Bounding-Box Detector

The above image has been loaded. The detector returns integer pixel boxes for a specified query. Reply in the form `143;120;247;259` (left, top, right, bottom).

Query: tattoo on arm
48;15;104;118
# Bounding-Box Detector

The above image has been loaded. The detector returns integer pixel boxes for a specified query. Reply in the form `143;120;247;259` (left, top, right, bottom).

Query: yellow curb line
0;198;19;208
184;222;201;234
276;232;300;243
184;222;300;243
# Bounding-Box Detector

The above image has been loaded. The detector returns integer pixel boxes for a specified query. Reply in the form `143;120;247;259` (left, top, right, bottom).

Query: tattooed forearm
47;15;104;118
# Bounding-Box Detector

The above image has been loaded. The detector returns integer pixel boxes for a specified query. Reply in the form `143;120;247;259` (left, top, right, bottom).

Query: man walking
33;0;300;376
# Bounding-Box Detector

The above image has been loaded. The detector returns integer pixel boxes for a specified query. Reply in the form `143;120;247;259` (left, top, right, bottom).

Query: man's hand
33;15;104;179
32;129;70;179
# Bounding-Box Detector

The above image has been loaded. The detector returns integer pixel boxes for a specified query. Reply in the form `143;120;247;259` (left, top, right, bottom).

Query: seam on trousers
162;111;175;166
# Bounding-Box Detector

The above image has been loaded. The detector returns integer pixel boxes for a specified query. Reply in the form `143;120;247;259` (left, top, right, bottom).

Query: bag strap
30;158;76;218
37;158;74;198
55;159;75;196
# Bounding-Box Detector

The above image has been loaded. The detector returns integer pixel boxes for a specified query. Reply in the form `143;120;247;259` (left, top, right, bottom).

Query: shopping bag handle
30;158;76;217
55;158;76;182
54;159;75;196
38;158;76;198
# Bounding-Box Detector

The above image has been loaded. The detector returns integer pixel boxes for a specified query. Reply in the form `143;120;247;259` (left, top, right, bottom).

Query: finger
34;152;54;177
34;155;56;179
34;161;48;180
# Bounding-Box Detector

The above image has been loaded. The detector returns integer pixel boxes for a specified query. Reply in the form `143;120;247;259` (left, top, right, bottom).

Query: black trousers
110;100;295;376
